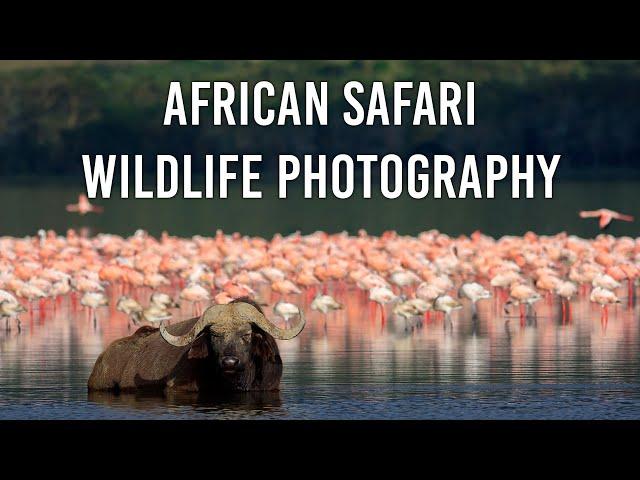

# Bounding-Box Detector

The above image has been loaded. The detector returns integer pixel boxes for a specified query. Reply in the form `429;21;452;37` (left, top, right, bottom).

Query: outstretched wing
579;210;601;218
612;212;634;222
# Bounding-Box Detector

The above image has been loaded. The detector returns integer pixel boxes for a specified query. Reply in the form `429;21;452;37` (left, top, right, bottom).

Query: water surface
1;179;639;238
1;179;640;419
1;284;639;419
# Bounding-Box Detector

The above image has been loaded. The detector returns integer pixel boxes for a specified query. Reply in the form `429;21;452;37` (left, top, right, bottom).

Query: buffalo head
159;298;304;390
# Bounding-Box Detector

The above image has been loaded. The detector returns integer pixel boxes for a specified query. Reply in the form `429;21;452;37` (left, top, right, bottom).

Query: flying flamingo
66;194;104;215
579;209;633;230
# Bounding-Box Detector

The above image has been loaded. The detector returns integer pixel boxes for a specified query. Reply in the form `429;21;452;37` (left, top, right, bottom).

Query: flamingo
116;296;144;329
404;298;432;316
556;281;577;322
116;296;143;315
0;300;26;331
433;295;463;323
458;282;492;319
592;273;621;291
590;287;620;322
392;301;422;328
389;270;421;294
368;286;398;322
579;209;633;230
130;304;172;325
214;292;234;305
504;284;542;321
180;283;210;316
65;194;104;215
310;294;343;327
80;291;108;327
150;292;180;309
415;282;443;321
271;280;301;296
273;301;302;323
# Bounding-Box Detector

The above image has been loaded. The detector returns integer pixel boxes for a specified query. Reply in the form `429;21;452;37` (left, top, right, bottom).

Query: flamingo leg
306;288;315;304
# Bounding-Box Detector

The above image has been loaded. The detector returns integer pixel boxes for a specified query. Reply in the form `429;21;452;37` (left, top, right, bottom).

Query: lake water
1;282;640;419
1;178;639;239
1;179;640;419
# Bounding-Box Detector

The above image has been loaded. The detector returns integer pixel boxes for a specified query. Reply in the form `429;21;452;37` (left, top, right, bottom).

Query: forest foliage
1;60;639;178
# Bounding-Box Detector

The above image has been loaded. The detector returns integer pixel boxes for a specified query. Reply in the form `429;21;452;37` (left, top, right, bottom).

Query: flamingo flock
0;223;639;334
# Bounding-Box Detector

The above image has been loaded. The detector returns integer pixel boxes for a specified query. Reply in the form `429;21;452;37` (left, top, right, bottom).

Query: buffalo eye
242;332;252;343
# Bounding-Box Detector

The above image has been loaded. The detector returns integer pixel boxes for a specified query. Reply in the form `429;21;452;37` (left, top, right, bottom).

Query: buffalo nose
221;356;239;369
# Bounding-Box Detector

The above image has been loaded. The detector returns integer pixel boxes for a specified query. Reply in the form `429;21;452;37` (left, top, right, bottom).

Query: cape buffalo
87;298;305;393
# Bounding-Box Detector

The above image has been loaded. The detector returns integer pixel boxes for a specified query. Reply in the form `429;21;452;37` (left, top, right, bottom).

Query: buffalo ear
250;328;266;356
251;327;278;362
187;336;209;359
